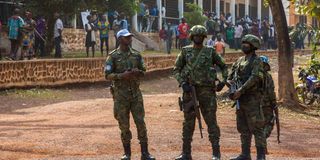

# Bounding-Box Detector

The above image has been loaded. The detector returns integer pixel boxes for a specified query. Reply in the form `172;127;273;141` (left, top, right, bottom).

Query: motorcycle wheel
304;92;316;105
295;86;315;105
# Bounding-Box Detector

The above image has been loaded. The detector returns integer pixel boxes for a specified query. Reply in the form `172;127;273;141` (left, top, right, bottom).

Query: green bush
183;3;208;28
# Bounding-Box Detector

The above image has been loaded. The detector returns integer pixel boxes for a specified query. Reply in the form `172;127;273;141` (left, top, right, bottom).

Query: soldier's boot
256;147;266;160
175;142;192;160
211;142;221;160
121;143;131;160
229;144;251;160
140;142;155;160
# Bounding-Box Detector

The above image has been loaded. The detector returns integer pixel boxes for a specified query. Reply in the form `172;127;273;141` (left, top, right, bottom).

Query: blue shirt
8;16;24;40
121;19;128;30
139;3;146;16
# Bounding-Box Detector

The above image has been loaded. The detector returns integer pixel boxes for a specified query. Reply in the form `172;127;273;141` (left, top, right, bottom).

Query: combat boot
229;145;251;160
211;142;221;160
175;141;192;160
256;146;266;160
121;143;131;160
175;153;192;160
140;142;155;160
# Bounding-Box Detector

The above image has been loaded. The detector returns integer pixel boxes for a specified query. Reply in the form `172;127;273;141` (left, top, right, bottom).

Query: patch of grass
279;106;320;122
62;52;93;58
1;88;67;99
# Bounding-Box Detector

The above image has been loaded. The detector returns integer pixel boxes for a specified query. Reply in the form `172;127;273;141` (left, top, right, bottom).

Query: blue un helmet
260;55;271;71
260;55;269;64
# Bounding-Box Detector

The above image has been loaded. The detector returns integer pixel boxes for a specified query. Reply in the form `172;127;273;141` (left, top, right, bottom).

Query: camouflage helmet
241;34;261;49
189;25;207;40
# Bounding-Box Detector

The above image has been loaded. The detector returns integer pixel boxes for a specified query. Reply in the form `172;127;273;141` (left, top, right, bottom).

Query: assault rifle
178;84;203;138
228;80;242;109
271;105;281;143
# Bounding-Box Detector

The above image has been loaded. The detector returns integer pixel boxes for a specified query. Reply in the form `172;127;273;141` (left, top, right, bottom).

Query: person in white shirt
234;23;243;50
268;24;276;49
54;12;63;58
161;5;166;24
207;35;216;47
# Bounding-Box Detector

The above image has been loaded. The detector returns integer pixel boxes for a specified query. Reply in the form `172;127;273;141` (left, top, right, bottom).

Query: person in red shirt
159;26;167;52
178;18;190;48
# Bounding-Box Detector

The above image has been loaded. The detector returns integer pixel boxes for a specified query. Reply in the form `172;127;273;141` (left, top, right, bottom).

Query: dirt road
0;76;320;160
0;54;319;159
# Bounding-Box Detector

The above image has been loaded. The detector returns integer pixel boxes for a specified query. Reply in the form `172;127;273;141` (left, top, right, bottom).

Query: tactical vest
181;46;217;87
111;49;143;89
235;54;262;93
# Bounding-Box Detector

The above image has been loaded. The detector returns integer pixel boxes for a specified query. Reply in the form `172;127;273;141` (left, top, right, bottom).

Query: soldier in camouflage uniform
259;55;277;152
173;25;228;160
228;34;266;160
104;29;155;160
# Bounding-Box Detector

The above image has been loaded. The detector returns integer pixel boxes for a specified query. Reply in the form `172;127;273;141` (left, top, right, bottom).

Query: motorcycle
295;68;320;105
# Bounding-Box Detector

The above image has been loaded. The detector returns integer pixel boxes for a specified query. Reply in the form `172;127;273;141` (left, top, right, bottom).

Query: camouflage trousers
182;86;220;145
263;106;274;138
113;90;148;144
236;94;266;148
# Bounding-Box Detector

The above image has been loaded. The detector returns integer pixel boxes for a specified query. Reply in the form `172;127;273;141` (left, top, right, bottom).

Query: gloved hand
181;82;192;93
232;90;241;100
131;68;144;77
119;70;134;80
216;81;225;92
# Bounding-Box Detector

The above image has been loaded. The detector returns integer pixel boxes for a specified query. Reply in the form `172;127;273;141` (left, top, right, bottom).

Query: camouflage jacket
261;71;277;107
173;45;228;87
228;53;264;95
104;47;146;98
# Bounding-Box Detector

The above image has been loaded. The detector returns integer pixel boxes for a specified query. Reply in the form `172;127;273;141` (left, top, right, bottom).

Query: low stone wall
0;56;177;89
0;50;312;89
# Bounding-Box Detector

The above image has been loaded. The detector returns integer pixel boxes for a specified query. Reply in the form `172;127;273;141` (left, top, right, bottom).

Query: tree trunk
268;0;304;108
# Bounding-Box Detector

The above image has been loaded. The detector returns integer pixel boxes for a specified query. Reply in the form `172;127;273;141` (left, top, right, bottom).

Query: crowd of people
0;5;311;61
156;11;282;55
2;8;62;61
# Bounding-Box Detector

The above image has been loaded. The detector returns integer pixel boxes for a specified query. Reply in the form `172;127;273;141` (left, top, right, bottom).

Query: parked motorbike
295;67;320;105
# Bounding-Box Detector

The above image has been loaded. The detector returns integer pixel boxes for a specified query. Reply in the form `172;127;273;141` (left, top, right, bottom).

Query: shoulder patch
182;45;193;50
104;64;112;72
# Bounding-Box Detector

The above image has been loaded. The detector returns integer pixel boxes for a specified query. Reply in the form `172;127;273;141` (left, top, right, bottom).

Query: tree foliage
107;0;138;17
183;3;207;28
288;0;320;77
